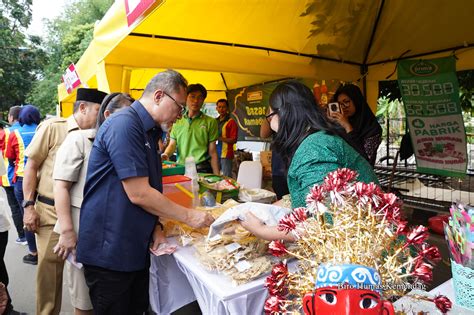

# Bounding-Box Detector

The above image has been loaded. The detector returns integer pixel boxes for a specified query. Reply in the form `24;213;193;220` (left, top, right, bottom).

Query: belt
37;194;55;207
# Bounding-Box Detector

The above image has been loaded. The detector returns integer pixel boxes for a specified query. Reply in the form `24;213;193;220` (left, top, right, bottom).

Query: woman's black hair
270;80;332;168
96;93;135;128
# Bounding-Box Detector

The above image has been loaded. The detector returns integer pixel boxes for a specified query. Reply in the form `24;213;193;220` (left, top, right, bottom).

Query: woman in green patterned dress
241;81;379;241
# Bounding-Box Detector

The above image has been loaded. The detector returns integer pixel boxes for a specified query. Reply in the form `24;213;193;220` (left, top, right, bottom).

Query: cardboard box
260;151;272;178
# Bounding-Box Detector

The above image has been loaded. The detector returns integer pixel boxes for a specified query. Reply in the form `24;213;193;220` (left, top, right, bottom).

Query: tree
0;0;46;116
26;0;113;115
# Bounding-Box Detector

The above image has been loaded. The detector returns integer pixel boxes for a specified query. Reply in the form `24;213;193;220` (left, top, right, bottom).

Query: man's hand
0;282;7;314
161;153;169;161
53;229;77;260
150;224;167;251
187;210;214;229
23;205;40;233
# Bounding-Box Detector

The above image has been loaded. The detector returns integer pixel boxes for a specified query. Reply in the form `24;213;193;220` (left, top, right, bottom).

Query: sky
27;0;67;37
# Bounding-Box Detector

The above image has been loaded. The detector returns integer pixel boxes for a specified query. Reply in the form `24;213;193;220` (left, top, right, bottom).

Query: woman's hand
239;211;265;235
328;110;353;133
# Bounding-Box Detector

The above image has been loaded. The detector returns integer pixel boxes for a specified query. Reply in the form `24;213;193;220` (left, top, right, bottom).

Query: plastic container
162;175;193;208
184;157;200;207
162;161;185;176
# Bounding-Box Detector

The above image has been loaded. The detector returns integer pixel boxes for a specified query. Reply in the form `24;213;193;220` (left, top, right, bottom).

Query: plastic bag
238;188;276;203
207;202;291;239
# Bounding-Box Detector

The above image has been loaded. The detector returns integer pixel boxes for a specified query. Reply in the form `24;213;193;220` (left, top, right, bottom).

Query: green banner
397;56;467;177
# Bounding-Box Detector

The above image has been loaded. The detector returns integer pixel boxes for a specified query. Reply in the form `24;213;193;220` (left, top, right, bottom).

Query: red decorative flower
323;168;356;191
433;295;452;314
412;260;433;282
306;185;326;204
420;244;441;262
268;240;288;257
271;262;288;279
264;295;285;314
396;221;409;235
336;168;357;182
265;263;288;296
406;226;429;246
291;207;307;223
277;215;296;233
381;192;398;207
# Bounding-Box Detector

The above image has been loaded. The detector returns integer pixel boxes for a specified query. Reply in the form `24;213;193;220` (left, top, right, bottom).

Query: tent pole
362;0;386;66
367;43;474;66
129;32;362;67
220;73;228;90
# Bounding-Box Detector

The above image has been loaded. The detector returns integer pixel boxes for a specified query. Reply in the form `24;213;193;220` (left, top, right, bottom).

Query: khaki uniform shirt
25;116;79;199
53;129;95;208
53;129;95;234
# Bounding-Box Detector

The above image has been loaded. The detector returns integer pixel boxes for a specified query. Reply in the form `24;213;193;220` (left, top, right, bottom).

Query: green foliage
26;0;113;115
0;0;46;117
458;70;474;113
376;94;406;146
59;23;94;70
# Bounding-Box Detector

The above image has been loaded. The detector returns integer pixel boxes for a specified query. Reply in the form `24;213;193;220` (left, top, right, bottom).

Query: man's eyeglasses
265;110;278;121
163;91;186;115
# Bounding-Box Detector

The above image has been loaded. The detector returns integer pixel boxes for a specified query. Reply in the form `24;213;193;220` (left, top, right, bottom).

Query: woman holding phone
328;83;382;166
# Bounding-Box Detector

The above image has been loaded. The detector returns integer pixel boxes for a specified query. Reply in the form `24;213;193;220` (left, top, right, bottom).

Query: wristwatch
22;200;35;208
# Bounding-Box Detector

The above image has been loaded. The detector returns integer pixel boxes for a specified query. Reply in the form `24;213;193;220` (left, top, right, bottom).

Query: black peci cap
76;88;108;104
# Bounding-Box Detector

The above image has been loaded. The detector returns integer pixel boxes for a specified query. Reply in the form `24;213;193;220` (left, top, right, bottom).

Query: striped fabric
6;124;37;182
1;122;20;186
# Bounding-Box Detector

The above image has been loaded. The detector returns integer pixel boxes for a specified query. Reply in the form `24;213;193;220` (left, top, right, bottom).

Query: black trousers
4;187;23;239
0;231;12;313
83;264;149;315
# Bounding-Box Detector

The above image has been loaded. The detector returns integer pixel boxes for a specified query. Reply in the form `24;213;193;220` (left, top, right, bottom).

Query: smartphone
328;102;341;114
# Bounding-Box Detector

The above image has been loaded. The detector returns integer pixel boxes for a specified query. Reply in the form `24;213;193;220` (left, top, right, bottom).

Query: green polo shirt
170;111;219;165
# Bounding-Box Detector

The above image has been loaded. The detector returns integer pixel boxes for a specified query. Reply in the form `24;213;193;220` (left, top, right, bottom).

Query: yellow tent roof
58;0;474;114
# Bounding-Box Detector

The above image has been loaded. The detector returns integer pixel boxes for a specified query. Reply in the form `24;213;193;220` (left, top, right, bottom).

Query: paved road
3;199;73;314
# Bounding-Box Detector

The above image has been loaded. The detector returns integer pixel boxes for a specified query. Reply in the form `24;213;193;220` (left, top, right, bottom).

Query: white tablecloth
173;244;268;315
393;279;474;314
149;238;270;315
429;279;455;301
149;251;196;314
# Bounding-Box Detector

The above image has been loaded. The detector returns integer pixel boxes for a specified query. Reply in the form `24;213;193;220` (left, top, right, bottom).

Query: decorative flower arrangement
264;168;451;314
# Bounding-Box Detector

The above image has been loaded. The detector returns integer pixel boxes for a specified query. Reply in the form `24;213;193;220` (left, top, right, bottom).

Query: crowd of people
0;70;382;314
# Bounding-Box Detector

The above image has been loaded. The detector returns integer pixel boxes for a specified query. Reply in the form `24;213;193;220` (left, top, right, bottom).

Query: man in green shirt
163;84;220;174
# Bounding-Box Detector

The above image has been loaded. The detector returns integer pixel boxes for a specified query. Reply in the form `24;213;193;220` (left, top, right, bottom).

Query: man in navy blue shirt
77;70;214;314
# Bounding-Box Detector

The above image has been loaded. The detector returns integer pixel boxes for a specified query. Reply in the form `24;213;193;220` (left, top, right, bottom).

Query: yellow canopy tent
58;0;474;117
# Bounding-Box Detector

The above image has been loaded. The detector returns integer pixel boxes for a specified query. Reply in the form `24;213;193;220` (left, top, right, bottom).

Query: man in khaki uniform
22;88;107;315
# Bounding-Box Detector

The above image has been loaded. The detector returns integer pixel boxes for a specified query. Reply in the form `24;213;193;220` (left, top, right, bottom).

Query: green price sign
397;56;467;177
